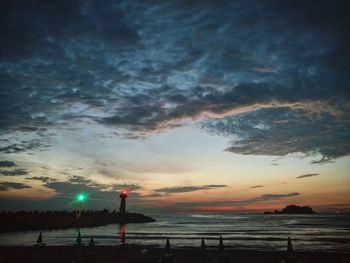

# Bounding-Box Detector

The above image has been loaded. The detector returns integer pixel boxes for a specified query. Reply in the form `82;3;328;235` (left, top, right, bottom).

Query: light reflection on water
0;214;349;252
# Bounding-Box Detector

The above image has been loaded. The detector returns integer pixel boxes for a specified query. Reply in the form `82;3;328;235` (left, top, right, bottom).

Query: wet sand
0;246;349;263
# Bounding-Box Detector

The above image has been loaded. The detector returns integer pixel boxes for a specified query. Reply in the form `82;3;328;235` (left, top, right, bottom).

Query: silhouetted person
219;236;224;251
76;231;83;260
165;237;171;251
161;238;174;263
287;236;293;254
121;230;126;245
76;231;82;246
201;238;206;250
284;237;298;263
217;236;230;263
89;237;95;246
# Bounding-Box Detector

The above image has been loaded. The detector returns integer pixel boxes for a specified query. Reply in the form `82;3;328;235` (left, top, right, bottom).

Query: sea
0;213;349;252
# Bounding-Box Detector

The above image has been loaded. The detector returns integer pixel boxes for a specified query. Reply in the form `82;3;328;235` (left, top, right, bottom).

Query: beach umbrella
219;236;224;251
165;237;171;251
35;232;45;246
287;237;294;254
121;231;126;244
76;231;82;246
89;237;95;247
36;232;43;244
201;238;206;250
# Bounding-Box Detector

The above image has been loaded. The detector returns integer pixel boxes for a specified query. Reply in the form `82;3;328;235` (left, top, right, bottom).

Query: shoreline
0;246;349;263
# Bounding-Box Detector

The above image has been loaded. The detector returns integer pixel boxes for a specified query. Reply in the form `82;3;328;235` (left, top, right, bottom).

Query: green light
77;193;86;202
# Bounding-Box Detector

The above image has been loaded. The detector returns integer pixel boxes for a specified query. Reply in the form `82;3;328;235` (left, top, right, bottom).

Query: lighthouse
119;189;128;214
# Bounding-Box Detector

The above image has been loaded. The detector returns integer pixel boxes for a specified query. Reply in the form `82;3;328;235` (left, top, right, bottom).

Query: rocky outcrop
264;205;316;214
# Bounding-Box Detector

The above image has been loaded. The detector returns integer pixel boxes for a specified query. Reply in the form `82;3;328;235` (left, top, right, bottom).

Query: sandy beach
0;246;349;263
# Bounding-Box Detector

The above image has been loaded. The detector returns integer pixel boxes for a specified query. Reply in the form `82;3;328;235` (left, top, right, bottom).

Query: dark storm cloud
68;175;93;185
0;182;31;191
45;181;103;195
0;169;28;176
111;184;141;192
0;143;37;154
26;176;57;183
0;161;16;167
65;175;113;191
0;0;139;136
0;136;52;154
143;192;164;198
18;127;38;132
66;175;141;192
202;108;350;163
0;0;349;162
250;185;264;189
153;184;227;194
253;193;300;202
296;173;319;179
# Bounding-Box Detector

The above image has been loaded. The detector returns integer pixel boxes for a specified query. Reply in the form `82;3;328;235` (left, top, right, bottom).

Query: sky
0;0;349;213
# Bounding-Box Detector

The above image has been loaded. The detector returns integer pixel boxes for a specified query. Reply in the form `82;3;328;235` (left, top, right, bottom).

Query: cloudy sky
0;0;349;213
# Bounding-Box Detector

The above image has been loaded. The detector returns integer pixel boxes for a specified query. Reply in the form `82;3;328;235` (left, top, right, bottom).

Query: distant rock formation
0;209;155;233
264;205;316;214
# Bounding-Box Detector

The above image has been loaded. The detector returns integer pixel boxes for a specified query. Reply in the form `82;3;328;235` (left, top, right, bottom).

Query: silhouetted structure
76;200;83;220
264;205;315;214
0;210;155;232
119;189;128;214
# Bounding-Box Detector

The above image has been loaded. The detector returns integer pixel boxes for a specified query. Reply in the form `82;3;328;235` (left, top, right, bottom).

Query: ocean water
0;213;349;252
